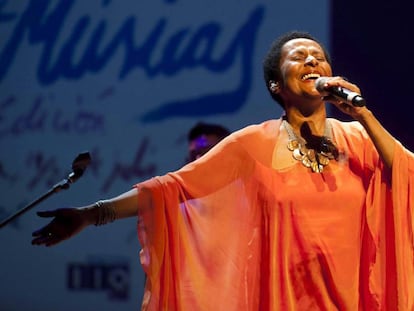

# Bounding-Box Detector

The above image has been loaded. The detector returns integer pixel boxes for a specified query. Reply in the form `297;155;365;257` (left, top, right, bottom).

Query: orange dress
135;118;414;311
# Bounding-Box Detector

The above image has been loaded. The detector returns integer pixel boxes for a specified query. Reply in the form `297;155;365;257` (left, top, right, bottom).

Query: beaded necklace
282;118;338;173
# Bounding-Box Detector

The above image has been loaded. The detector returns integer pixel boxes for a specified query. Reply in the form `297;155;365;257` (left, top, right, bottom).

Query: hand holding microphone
315;77;366;107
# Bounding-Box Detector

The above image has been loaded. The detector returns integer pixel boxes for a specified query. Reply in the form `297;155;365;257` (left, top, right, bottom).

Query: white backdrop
0;1;329;310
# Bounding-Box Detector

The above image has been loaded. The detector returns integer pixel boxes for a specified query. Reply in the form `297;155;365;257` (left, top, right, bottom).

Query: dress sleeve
365;141;414;309
133;121;280;310
133;128;259;310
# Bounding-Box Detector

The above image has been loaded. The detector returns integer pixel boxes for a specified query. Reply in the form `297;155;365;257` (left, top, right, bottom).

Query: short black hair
262;30;332;107
188;122;230;141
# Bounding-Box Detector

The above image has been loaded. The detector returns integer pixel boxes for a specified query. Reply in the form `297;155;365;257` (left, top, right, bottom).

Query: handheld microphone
315;77;366;107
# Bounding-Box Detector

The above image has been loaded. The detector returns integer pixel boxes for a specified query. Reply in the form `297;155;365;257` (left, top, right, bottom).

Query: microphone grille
314;77;328;92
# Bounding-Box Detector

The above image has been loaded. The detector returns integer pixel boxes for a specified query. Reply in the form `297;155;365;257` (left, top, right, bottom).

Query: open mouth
301;73;321;81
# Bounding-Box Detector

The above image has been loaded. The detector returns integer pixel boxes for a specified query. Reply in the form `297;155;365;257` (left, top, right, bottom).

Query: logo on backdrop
67;256;130;300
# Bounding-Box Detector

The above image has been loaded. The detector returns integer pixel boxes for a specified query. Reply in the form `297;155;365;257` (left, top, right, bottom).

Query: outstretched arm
32;187;149;247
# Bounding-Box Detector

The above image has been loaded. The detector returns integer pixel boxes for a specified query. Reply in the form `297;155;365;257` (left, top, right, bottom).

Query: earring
270;81;278;92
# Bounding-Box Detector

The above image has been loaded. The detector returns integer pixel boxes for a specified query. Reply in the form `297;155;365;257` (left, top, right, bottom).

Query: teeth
302;73;321;80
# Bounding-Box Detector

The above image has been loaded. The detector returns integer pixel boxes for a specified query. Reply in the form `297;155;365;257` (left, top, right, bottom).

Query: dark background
331;1;413;150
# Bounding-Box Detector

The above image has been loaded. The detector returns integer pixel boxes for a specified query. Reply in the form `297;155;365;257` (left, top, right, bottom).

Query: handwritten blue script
0;0;264;120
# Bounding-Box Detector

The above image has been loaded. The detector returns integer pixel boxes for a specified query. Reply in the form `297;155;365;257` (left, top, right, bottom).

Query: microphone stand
0;152;91;229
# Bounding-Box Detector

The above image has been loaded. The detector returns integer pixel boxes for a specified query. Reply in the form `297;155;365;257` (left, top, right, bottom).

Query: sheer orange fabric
136;118;414;311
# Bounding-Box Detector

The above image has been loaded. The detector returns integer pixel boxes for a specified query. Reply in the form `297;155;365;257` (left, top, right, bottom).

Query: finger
36;210;58;218
44;232;65;247
321;95;337;102
45;237;63;247
32;225;54;237
31;232;62;246
31;234;52;245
